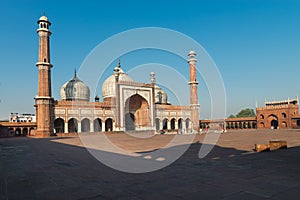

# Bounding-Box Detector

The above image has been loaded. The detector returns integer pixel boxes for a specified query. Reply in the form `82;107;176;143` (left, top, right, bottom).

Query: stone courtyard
1;129;300;199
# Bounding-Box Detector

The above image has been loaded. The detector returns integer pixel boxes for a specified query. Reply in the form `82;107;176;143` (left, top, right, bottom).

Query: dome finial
118;58;121;68
74;68;77;78
150;72;155;84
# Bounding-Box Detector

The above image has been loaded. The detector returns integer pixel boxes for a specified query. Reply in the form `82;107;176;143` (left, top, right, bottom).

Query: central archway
268;114;278;129
125;113;135;130
125;94;150;131
271;120;278;129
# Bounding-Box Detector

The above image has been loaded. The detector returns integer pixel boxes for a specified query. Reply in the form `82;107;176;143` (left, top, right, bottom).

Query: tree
228;114;235;118
236;108;256;118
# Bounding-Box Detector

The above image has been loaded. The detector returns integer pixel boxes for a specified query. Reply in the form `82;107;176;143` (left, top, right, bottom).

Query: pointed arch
54;118;65;133
105;118;113;132
170;118;176;130
178;118;183;130
125;94;150;130
94;118;102;132
162;118;168;130
81;118;90;132
68;118;78;133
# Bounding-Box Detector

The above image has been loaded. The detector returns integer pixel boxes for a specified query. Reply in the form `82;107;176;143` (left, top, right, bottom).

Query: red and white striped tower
34;15;54;137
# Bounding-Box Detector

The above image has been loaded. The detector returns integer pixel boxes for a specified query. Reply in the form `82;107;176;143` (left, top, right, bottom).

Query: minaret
34;15;53;137
188;50;200;132
114;59;121;131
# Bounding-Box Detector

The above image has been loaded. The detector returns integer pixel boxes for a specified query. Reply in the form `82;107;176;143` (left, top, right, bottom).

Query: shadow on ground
1;136;300;200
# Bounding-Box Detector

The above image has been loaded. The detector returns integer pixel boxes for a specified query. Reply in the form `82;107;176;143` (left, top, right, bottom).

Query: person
205;126;209;133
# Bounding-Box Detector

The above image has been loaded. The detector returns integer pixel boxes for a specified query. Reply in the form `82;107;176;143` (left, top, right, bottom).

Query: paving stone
1;130;300;199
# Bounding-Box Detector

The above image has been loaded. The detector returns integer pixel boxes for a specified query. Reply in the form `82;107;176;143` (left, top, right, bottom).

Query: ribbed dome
154;85;168;104
102;67;134;100
60;72;90;101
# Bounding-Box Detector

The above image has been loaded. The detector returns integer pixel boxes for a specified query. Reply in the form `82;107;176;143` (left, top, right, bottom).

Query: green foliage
236;108;256;118
228;114;236;118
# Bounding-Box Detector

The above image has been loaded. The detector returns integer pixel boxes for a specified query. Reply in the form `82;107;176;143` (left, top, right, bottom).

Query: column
167;121;171;130
90;121;94;132
182;121;186;134
102;121;105;132
78;122;81;133
64;122;68;133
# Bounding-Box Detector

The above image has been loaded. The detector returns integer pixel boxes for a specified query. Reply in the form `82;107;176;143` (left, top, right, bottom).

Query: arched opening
68;118;78;133
259;122;265;128
170;118;176;130
162;118;168;130
200;123;203;129
271;120;278;129
186;118;190;130
29;127;34;135
282;113;287;118
282;121;287;128
268;114;278;129
297;120;300;127
227;123;230;129
260;114;264;119
15;128;21;136
252;122;257;129
125;113;135;131
230;123;234;129
94;118;102;132
125;94;150;130
22;128;28;136
81;118;90;132
155;118;160;131
54;118;64;133
8;128;14;136
105;118;113;132
247;121;251;129
178;118;183;130
239;122;243;129
234;122;238;129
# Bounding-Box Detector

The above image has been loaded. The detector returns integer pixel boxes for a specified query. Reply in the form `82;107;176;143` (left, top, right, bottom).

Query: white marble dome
102;67;134;100
60;72;90;101
39;15;49;22
154;85;168;104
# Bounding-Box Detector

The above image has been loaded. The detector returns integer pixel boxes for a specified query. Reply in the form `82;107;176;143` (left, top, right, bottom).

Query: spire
150;72;156;84
117;58;121;68
74;68;77;78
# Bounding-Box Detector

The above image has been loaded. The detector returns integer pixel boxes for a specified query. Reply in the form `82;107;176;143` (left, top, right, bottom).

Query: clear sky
0;0;299;120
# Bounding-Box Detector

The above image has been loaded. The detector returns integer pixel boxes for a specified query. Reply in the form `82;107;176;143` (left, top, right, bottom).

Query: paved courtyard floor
1;129;300;199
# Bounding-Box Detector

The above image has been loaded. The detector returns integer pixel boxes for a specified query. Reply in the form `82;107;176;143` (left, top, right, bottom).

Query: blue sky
0;0;299;120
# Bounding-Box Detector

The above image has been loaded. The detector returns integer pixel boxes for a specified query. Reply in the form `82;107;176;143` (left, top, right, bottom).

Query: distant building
200;97;300;130
9;113;36;123
256;97;300;129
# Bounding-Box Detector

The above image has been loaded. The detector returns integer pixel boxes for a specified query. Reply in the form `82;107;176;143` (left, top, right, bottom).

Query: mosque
2;15;300;137
34;15;200;137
